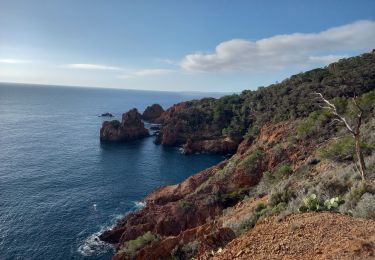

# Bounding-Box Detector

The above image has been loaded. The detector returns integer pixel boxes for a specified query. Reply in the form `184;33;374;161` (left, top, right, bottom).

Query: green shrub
265;164;293;182
227;214;259;236
297;110;329;138
271;202;288;215
324;197;343;210
239;149;263;174
319;137;374;162
245;125;260;139
254;203;270;218
299;194;323;212
178;200;195;210
348;182;371;201
299;194;344;212
122;231;157;256
315;173;352;199
339;180;375;216
254;201;288;218
269;189;295;206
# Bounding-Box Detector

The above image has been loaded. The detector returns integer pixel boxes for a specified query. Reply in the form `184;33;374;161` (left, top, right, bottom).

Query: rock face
100;108;149;142
182;137;241;155
153;101;238;154
100;112;114;117
142;104;164;122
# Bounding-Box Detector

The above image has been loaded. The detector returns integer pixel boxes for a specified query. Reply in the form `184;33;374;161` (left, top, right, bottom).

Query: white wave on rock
133;201;146;210
77;227;114;257
77;202;146;257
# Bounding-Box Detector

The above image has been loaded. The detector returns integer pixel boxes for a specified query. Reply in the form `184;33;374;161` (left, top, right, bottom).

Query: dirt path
214;212;375;260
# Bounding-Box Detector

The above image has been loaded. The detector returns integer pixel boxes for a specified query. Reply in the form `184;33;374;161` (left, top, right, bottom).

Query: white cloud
0;59;31;64
156;58;176;65
65;63;122;71
119;69;173;79
181;20;375;72
134;69;173;76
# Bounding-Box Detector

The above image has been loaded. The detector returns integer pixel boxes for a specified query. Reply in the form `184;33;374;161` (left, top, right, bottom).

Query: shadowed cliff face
100;108;149;142
153;101;239;154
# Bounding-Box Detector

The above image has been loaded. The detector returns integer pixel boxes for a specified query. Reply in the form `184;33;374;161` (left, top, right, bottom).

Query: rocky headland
100;108;149;142
99;52;375;259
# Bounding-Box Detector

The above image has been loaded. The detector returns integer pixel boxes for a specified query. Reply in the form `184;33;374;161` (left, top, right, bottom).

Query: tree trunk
354;134;366;181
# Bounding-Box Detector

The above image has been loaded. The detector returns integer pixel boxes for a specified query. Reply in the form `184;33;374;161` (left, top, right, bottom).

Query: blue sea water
0;83;225;260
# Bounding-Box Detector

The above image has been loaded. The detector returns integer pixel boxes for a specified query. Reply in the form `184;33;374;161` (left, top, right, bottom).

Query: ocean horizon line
0;81;236;95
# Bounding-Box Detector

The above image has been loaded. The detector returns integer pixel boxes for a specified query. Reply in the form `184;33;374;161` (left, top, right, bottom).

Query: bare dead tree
315;92;366;181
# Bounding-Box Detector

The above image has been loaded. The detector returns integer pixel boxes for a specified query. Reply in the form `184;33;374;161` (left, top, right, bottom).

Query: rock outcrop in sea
100;112;114;117
142;104;164;123
100;108;149;142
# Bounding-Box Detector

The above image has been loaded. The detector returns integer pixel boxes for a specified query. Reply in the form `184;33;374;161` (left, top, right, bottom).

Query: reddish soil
214;212;375;260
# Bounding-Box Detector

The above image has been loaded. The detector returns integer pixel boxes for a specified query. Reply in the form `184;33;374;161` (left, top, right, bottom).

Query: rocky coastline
98;52;375;259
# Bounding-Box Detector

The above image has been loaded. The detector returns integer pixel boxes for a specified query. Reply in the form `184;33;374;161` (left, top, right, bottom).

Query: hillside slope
100;52;375;259
155;52;375;154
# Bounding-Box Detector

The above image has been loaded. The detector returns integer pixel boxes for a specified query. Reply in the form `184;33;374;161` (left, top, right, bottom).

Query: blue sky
1;0;375;92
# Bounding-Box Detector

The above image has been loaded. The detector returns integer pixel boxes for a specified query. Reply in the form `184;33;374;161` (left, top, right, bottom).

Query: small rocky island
100;108;149;142
100;112;114;117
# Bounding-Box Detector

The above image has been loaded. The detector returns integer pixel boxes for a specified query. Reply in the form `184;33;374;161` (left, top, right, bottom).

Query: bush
254;203;269;218
352;193;375;220
299;194;344;212
314;173;352;200
323;197;343;210
265;164;293;182
122;231;158;256
269;189;295;206
245;125;260;139
297;110;329;138
178;200;195;211
239;149;263;175
299;194;323;212
319;137;374;162
171;240;199;260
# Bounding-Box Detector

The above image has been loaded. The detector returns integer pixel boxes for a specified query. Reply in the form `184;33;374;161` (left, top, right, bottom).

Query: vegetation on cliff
103;52;375;259
155;52;375;154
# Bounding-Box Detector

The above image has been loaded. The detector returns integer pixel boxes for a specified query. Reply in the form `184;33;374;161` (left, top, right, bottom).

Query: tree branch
315;92;355;135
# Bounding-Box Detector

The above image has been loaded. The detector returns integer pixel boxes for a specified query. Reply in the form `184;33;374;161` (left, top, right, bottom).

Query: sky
0;0;375;92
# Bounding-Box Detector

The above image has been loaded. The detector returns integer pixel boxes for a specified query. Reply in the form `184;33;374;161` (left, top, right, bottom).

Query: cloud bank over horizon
64;63;123;71
181;20;375;72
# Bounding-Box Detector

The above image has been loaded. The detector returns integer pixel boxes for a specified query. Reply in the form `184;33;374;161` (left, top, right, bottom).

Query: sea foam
77;202;145;257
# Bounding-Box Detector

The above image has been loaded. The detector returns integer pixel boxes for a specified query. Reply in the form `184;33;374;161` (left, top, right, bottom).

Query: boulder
100;112;114;117
142;104;164;122
100;108;149;142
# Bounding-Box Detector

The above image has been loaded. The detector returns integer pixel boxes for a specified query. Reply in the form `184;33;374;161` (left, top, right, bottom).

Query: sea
0;83;226;260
